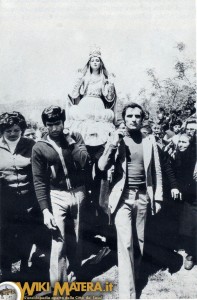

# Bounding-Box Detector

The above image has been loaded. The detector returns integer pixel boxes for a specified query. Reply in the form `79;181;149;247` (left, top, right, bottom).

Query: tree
137;43;196;116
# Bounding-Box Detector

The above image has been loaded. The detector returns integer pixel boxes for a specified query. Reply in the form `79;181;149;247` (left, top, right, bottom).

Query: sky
0;0;195;110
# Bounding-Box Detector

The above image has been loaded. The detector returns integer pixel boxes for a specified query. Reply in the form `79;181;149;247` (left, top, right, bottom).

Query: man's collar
41;132;68;146
125;128;142;137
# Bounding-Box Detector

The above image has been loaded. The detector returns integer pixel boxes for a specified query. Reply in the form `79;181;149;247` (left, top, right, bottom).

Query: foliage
137;42;196;116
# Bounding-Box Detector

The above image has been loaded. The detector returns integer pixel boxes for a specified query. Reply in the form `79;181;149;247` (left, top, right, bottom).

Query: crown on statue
89;45;101;58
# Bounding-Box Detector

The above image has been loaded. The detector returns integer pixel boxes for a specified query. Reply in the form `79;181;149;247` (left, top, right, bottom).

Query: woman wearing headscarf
170;133;197;270
0;112;37;280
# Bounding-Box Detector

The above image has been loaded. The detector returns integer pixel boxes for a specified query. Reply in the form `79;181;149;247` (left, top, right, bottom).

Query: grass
83;251;197;299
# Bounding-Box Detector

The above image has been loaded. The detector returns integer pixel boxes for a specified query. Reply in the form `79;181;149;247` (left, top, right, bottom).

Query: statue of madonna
67;47;116;146
69;47;116;120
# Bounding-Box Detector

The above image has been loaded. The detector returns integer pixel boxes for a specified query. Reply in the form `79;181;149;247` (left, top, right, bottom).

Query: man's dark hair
122;103;145;121
42;106;66;126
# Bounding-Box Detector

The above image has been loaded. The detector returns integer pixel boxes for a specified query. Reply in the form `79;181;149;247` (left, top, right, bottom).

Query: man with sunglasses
32;106;89;287
98;103;163;299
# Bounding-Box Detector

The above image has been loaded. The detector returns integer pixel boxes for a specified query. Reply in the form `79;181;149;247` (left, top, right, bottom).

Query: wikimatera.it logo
0;282;21;300
15;281;114;298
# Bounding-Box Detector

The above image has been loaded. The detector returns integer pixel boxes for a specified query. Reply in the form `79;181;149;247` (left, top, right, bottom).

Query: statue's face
90;56;101;71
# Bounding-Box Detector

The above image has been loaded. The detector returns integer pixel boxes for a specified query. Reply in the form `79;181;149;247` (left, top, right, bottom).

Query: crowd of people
0;48;196;300
0;100;196;298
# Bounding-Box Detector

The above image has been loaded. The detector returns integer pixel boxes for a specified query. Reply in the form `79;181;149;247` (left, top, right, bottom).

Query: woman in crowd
151;122;166;150
164;119;182;145
0;112;37;280
170;133;197;270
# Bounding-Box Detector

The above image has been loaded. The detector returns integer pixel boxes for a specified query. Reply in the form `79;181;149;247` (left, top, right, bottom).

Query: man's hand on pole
111;128;125;146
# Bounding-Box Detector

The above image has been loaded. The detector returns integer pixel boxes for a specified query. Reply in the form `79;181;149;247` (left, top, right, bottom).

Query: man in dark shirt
99;103;163;299
32;106;89;286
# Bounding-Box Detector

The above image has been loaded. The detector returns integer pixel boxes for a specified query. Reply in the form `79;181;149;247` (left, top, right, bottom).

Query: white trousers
50;186;86;287
115;188;148;299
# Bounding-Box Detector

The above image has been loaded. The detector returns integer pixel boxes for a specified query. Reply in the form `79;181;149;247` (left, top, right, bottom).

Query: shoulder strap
47;136;72;189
